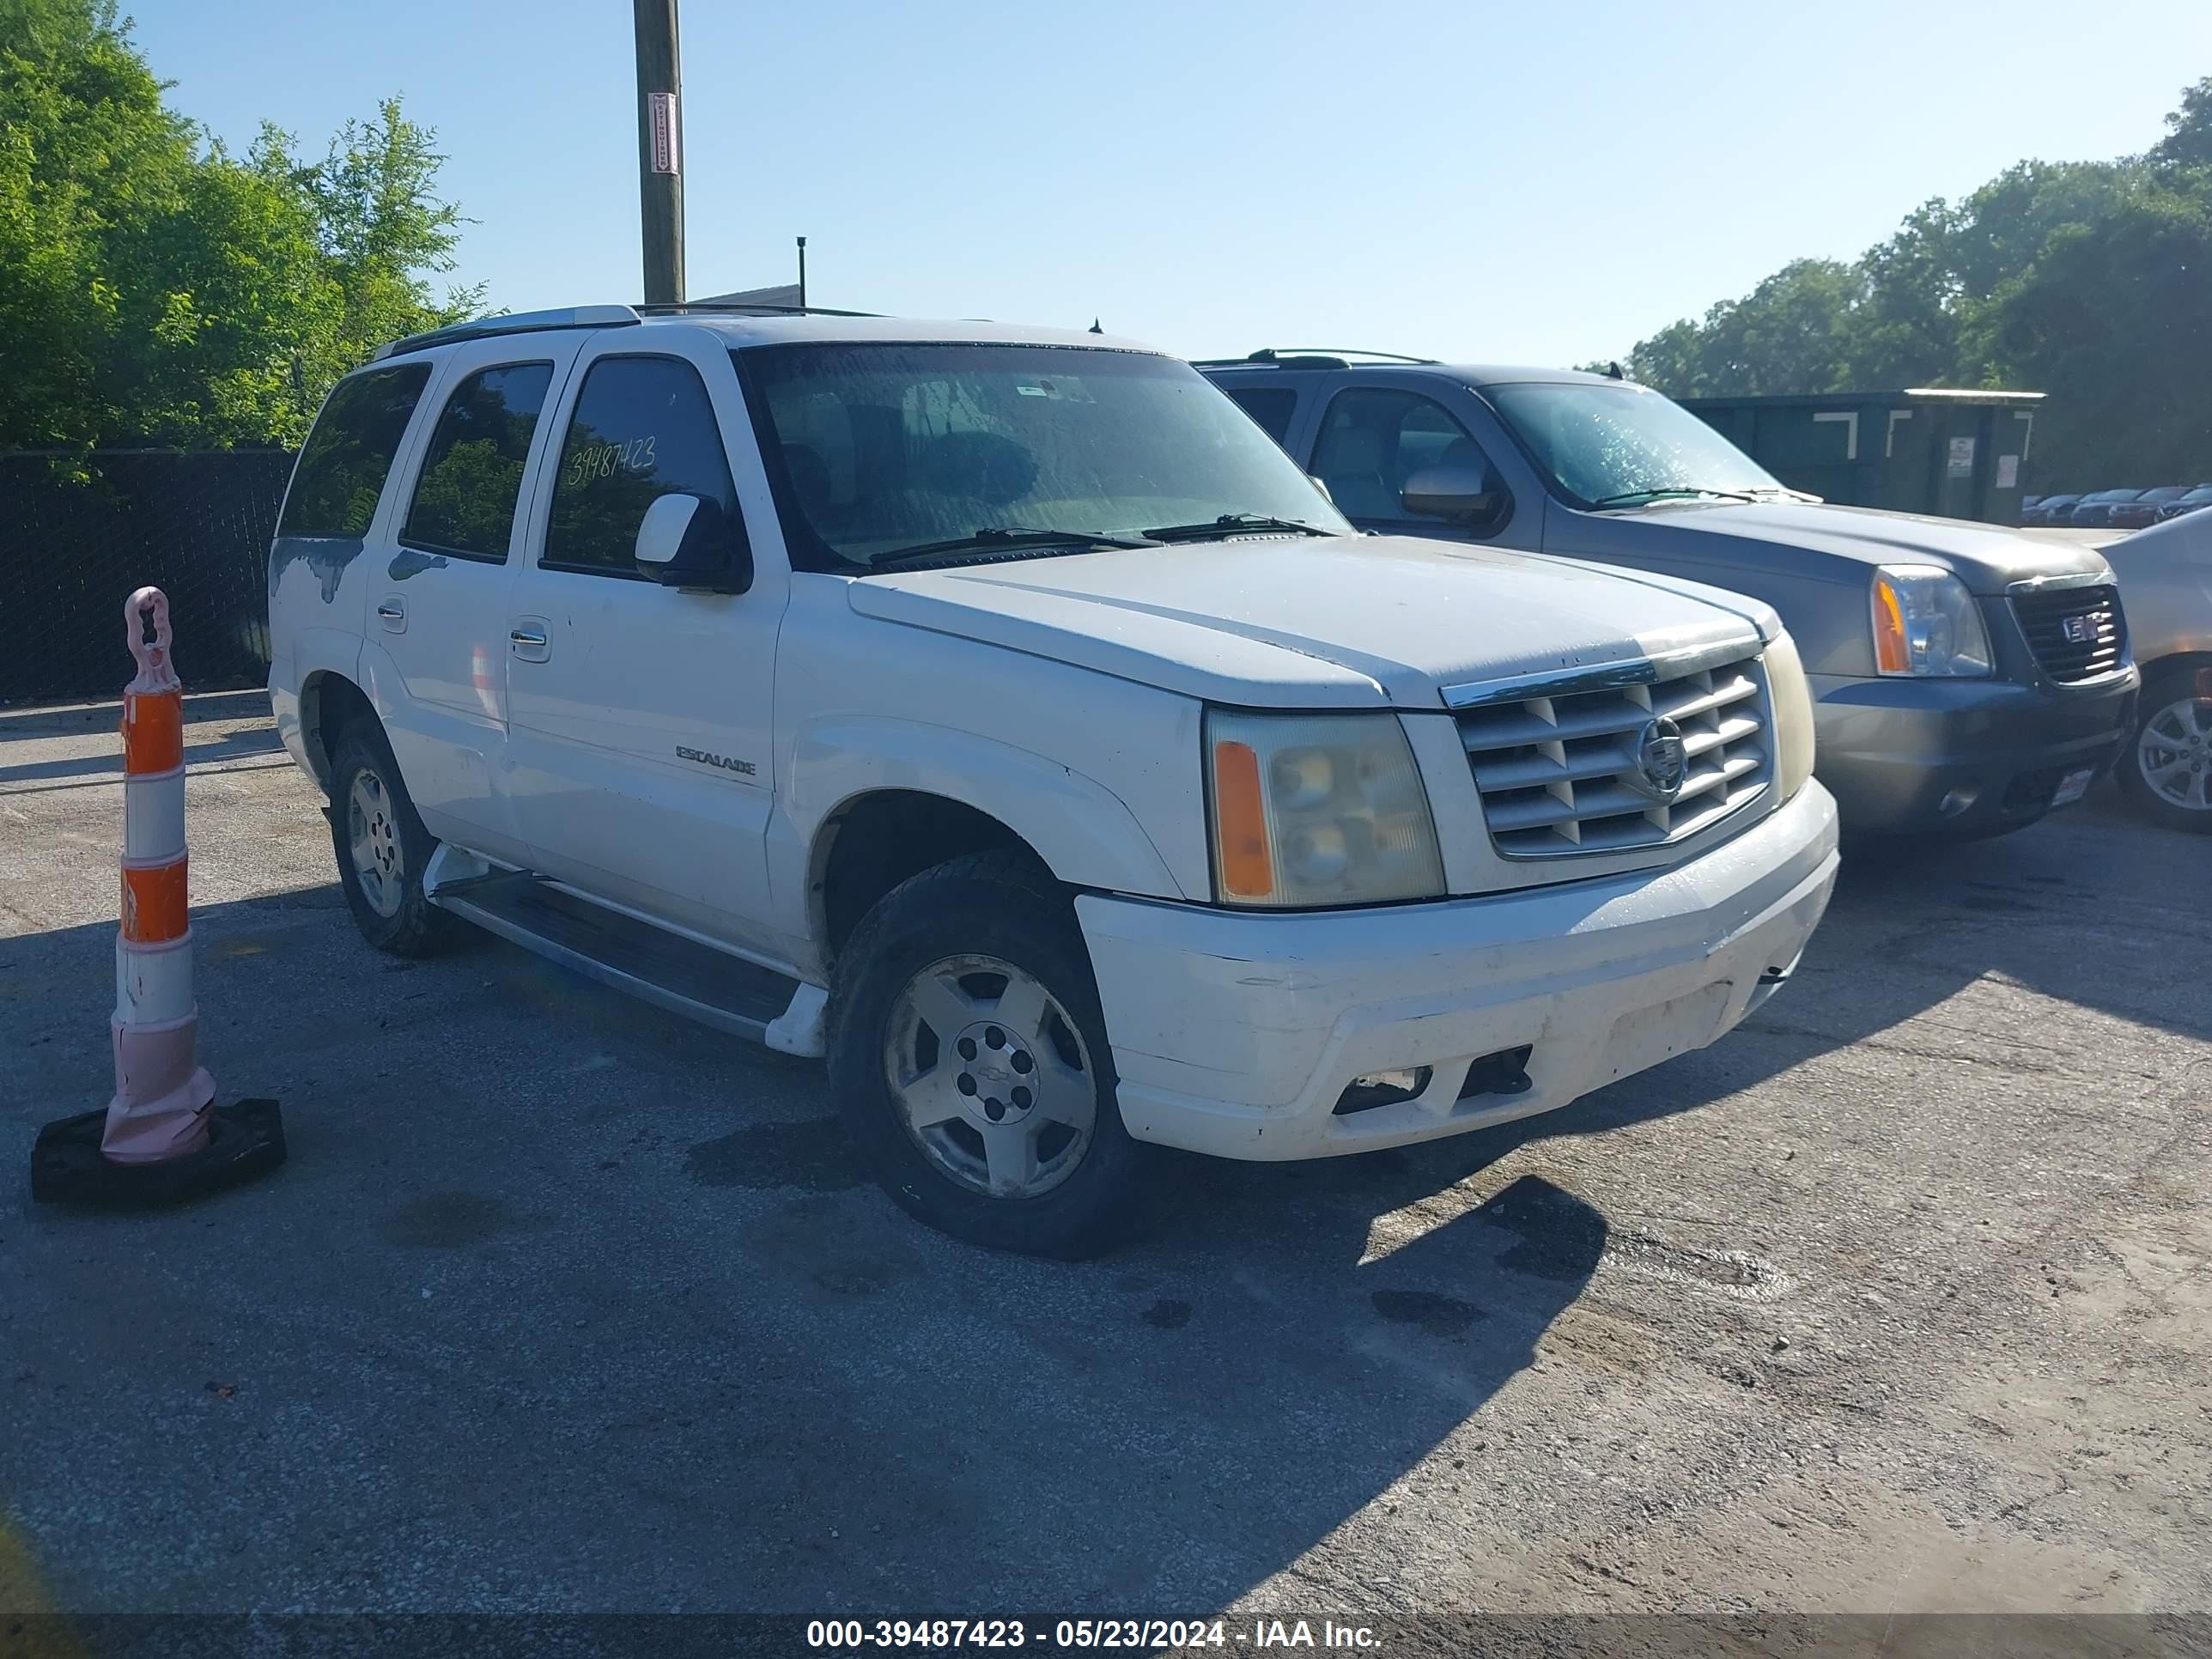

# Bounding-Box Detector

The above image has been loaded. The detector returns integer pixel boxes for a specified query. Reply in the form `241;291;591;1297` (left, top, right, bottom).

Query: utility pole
796;236;807;309
634;0;684;304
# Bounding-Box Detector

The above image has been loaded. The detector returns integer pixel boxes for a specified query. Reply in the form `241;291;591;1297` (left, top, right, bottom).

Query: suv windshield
738;343;1351;571
1486;380;1785;508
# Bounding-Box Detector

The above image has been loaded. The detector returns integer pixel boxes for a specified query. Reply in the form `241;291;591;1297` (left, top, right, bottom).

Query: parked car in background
2156;485;2212;522
264;307;1840;1255
2021;492;2082;526
2070;489;2147;527
2108;487;2195;529
1200;351;2139;841
2101;509;2212;832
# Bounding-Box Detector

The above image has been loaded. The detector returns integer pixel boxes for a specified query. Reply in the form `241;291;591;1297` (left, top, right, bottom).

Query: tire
326;721;459;956
2116;667;2212;834
826;850;1154;1258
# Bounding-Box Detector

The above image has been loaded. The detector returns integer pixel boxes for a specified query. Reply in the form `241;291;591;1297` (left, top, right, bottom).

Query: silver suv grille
1455;652;1772;858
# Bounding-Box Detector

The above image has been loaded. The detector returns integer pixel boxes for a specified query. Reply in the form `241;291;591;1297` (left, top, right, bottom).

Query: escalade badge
1630;716;1689;804
677;745;757;777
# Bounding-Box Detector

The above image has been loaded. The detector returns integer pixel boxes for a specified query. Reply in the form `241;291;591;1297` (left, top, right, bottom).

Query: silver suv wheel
2136;696;2212;813
883;953;1098;1200
347;768;406;918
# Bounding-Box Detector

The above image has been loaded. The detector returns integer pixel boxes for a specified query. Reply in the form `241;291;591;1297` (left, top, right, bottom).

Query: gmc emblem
2060;614;2099;645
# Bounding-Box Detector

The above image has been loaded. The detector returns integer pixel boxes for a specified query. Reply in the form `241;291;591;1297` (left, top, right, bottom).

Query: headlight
1871;565;1991;677
1205;710;1444;907
1762;630;1816;801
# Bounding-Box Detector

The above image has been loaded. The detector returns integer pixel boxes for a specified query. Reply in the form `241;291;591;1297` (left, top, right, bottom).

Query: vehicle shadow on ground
5;885;1610;1613
1742;795;2209;1046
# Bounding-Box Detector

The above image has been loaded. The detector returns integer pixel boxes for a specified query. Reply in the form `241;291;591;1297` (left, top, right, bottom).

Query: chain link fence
1;450;295;706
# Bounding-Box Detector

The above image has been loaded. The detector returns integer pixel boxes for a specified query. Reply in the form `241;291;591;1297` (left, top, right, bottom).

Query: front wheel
827;851;1152;1258
2117;670;2212;833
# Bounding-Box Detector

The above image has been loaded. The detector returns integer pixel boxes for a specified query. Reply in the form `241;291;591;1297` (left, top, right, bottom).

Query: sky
128;0;2212;367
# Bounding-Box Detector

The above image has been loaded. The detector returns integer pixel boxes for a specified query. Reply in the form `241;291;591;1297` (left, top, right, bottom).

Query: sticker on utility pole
648;91;681;175
1947;437;1976;478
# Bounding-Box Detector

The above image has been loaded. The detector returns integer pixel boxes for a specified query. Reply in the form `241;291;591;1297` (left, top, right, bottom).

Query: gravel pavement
2;695;2207;1625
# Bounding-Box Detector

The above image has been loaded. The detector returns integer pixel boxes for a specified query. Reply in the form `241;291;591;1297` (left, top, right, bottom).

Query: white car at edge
265;306;1840;1256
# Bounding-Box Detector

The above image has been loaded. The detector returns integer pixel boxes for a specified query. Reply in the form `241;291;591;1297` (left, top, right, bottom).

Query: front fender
773;715;1190;916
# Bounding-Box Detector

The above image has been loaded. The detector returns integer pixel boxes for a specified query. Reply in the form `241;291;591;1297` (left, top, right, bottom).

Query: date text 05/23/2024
805;1619;1382;1650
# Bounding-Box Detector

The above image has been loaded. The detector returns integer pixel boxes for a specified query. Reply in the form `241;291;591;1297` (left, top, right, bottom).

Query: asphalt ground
2;695;2207;1632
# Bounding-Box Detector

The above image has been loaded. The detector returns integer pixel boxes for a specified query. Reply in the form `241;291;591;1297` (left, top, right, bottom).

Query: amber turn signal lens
1871;575;1911;674
1212;738;1274;899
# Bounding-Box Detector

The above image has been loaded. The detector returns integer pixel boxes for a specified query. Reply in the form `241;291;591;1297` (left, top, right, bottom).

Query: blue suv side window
1311;388;1497;525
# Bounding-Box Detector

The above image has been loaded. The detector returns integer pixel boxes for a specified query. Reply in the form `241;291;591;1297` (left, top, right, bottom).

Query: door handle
508;623;551;663
376;599;406;633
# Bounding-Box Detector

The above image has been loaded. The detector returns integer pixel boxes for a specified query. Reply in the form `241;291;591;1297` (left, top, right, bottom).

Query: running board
430;869;810;1048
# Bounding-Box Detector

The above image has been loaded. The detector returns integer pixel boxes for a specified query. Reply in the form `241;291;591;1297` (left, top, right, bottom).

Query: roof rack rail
633;301;886;319
373;305;642;361
1190;347;1442;370
370;300;893;362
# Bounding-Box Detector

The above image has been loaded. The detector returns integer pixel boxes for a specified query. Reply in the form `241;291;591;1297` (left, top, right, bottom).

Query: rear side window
1224;387;1297;447
400;362;556;562
542;356;738;576
278;363;433;539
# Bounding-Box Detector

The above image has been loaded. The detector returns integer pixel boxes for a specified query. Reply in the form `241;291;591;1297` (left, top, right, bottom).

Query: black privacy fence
0;450;295;706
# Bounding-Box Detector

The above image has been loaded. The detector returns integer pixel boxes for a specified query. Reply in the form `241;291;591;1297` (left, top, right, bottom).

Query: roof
1195;355;1624;388
1192;354;2051;405
372;303;1153;362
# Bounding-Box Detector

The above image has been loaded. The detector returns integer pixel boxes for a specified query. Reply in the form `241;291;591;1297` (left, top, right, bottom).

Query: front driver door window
1310;387;1502;533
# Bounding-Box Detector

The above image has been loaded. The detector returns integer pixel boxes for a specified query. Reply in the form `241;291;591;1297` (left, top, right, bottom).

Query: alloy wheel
348;768;406;917
883;953;1097;1199
2136;697;2212;812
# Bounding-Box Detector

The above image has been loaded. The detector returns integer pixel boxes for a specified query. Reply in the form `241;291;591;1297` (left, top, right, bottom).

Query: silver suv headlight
1762;630;1816;801
1871;564;1992;677
1205;710;1445;907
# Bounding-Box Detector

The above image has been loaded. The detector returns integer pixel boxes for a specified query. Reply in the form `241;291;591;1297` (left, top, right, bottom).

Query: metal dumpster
1676;388;2045;524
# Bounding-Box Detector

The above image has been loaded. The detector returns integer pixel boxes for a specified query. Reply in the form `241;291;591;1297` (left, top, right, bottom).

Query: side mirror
1401;465;1500;526
635;492;752;594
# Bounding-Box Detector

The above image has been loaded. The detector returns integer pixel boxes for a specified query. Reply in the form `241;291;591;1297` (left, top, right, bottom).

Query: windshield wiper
1139;513;1336;543
1589;487;1759;509
866;526;1159;572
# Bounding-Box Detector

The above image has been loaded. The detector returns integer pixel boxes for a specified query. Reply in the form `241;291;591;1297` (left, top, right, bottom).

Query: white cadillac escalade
266;307;1839;1255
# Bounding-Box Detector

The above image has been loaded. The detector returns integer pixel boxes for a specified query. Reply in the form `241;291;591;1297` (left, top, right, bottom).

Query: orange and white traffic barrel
102;586;216;1164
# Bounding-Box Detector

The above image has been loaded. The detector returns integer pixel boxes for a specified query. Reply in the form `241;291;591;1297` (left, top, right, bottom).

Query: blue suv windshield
1487;380;1785;508
737;343;1352;572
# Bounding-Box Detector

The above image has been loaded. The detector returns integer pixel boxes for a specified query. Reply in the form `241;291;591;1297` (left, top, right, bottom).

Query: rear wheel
2118;668;2212;834
827;851;1152;1257
327;723;459;955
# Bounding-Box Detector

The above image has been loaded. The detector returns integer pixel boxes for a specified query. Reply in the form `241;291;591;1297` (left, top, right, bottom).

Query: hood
2105;509;2211;570
844;534;1775;709
1628;500;2113;593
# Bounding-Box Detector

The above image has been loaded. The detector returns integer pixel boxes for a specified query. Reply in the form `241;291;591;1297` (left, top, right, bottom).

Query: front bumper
1811;668;2137;836
1077;782;1838;1161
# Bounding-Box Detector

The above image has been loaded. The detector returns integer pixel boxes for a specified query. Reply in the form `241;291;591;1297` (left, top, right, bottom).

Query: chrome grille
1455;653;1772;859
2012;584;2127;683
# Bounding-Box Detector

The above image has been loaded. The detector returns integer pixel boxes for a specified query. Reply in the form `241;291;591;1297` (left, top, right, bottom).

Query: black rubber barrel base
29;1098;285;1208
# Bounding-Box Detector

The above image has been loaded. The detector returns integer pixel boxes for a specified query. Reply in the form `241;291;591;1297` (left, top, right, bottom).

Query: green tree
1596;81;2212;487
1980;176;2212;485
1617;259;1861;396
2150;75;2212;171
0;0;481;454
